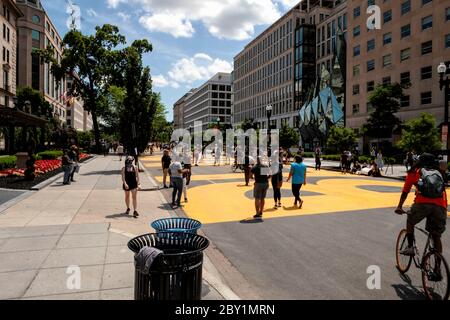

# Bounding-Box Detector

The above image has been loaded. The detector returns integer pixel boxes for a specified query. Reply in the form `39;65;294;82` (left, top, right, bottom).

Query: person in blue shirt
286;155;307;208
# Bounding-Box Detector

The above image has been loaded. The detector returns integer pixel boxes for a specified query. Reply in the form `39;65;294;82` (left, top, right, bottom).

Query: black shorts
408;203;447;236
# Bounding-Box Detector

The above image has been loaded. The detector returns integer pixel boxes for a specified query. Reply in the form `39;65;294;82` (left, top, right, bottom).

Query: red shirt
402;169;447;209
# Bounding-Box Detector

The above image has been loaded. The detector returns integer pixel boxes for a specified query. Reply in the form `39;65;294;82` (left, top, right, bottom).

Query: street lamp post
216;117;221;129
266;105;273;157
438;62;450;159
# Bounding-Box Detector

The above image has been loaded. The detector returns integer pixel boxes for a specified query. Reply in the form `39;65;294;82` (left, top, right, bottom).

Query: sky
43;0;299;121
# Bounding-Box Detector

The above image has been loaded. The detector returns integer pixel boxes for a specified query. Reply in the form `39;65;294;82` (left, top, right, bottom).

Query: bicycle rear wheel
421;251;450;300
396;229;413;274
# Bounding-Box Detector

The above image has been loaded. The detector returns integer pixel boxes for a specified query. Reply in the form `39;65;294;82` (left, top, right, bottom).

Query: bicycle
395;211;450;300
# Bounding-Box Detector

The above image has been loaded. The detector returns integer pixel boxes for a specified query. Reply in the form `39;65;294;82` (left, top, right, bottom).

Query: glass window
383;54;392;67
401;0;411;15
353;65;360;76
421;40;432;55
421;91;432;104
352;104;360;115
401;48;411;61
367;39;375;51
421;66;432;79
367;60;375;72
401;24;411;38
382;76;391;85
353;45;360;56
353;26;360;37
31;30;40;41
446;34;450;48
354;7;361;18
400;71;410;85
383;10;392;23
383;32;392;45
422;0;432;6
446;7;450;21
32;15;40;24
422;15;433;30
353;84;360;95
400;95;410;107
367;81;375;92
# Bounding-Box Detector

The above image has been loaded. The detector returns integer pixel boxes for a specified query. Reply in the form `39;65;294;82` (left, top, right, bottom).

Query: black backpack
418;168;445;198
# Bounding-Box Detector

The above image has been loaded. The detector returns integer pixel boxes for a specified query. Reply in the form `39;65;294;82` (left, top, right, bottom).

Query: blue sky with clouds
43;0;297;121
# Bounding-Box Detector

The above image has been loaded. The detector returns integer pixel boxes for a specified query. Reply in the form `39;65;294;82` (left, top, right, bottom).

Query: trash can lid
128;232;209;255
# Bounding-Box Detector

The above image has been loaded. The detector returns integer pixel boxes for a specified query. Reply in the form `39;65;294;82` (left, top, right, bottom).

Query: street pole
438;62;450;161
266;105;273;158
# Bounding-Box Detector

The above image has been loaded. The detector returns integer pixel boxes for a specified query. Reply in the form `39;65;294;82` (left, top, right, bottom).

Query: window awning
0;107;48;127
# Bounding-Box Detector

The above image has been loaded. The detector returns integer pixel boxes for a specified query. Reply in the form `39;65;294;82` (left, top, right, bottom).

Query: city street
143;153;450;300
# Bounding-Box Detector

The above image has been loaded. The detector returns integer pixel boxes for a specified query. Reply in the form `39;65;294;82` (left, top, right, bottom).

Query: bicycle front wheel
396;229;413;274
421;251;450;300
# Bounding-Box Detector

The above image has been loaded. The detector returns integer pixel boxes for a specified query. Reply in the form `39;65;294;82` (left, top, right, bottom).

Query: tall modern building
0;0;22;109
182;73;232;131
66;75;92;131
16;0;67;123
346;0;450;149
233;0;347;141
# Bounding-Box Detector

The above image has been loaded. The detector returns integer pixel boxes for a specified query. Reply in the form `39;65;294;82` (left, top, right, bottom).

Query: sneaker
125;208;131;215
428;270;443;282
163;185;169;189
133;211;139;218
253;214;262;219
299;200;304;209
274;205;278;210
278;203;282;208
400;246;415;256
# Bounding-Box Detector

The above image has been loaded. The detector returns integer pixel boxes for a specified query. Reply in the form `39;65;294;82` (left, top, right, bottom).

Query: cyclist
395;153;447;274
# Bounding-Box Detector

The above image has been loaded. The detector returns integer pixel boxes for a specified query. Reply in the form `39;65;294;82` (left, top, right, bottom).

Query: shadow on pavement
105;213;135;219
81;170;121;176
240;218;264;224
391;272;425;300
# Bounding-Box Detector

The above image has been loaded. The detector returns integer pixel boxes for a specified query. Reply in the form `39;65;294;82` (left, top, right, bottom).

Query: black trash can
151;218;202;235
128;232;210;300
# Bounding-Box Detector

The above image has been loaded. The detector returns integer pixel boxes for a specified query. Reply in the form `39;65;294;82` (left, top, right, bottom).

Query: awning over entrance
0;107;48;127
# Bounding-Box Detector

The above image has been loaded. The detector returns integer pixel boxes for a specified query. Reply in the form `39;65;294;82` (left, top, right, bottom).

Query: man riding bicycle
395;153;447;267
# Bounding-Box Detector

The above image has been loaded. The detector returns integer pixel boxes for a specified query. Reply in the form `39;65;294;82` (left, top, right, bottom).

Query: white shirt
169;162;183;178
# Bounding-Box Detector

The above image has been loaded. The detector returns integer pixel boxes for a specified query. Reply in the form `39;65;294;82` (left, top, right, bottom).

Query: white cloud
86;8;98;17
275;0;301;8
167;54;232;84
139;13;195;38
106;0;127;9
107;0;282;40
152;74;180;89
117;12;131;22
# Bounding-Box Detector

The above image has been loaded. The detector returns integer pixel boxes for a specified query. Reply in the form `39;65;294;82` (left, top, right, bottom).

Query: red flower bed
0;153;89;178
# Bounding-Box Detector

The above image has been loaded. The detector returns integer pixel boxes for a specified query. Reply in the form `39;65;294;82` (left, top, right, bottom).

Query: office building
0;0;22;109
173;89;195;130
233;0;347;140
346;0;450;147
182;72;232;131
16;0;67;122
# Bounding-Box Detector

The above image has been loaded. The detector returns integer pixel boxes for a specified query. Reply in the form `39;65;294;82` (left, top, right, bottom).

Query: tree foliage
279;125;299;149
151;94;173;143
363;83;403;141
397;113;441;154
326;126;358;153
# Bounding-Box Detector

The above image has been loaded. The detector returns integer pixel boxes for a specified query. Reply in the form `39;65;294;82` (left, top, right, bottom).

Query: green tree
279;125;299;149
151;96;173;143
397;113;441;154
326;126;358;153
239;118;257;131
36;25;126;152
363;83;403;147
115;40;155;154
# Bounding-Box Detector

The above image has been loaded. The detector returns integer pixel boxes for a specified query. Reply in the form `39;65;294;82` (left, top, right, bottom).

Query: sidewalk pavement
0;155;233;300
303;158;407;180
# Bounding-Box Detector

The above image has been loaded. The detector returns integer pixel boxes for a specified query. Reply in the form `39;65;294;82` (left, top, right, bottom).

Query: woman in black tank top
121;156;140;218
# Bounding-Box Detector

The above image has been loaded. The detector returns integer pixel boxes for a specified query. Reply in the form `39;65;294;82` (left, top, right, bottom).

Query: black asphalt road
0;190;26;207
145;161;450;300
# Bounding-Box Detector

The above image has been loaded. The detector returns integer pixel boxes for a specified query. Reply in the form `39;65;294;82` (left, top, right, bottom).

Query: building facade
183;73;232;131
233;0;347;133
346;0;450;147
173;90;195;130
0;0;22;109
66;75;92;131
16;0;67;123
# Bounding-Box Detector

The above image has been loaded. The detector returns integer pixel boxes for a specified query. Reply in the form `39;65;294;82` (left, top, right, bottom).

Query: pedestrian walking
117;143;124;161
161;149;171;188
194;144;202;166
376;150;384;170
214;144;221;166
69;145;79;182
121;156;140;218
243;153;252;186
271;153;283;209
182;162;192;203
169;159;188;209
252;156;270;219
314;146;322;171
62;150;73;185
286;155;307;208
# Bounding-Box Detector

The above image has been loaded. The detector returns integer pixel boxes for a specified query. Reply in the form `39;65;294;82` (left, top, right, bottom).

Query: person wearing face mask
121;156;140;218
